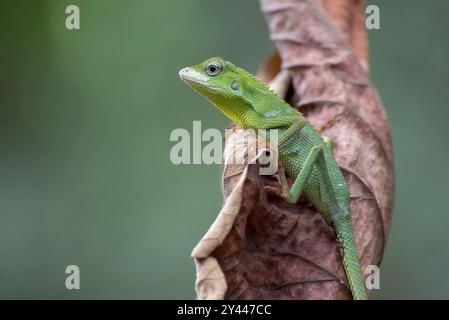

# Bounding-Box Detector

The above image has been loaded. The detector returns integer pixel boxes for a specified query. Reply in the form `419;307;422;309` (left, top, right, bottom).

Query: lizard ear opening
231;80;240;91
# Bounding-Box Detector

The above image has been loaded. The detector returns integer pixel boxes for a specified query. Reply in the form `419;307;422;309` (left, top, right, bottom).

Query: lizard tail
333;212;367;300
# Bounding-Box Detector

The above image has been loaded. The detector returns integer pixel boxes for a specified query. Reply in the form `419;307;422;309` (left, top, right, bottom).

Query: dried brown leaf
314;0;369;70
193;0;394;300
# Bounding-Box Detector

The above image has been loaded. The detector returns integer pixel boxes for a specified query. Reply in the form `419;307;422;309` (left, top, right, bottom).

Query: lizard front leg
266;135;333;203
268;145;323;204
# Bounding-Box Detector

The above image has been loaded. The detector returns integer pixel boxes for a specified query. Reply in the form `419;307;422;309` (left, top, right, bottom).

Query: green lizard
179;57;367;300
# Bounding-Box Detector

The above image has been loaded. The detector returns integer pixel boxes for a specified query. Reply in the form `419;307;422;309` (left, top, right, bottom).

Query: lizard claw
264;185;297;204
264;185;286;199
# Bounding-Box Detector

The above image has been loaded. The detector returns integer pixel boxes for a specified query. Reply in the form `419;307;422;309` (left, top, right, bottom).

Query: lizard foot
264;185;289;202
264;185;282;196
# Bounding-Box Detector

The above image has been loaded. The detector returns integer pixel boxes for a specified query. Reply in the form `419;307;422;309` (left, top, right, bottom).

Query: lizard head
179;57;254;125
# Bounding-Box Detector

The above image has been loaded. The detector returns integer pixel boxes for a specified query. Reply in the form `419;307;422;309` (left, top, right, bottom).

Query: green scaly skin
179;57;367;300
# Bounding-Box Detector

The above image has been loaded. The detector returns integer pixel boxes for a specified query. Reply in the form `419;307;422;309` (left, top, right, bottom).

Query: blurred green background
0;0;448;299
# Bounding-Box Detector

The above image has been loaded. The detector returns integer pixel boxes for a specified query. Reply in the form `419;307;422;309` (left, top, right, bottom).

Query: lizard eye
205;61;223;76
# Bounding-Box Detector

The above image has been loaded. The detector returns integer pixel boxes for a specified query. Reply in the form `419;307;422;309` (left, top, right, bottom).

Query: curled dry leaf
192;0;394;299
314;0;370;70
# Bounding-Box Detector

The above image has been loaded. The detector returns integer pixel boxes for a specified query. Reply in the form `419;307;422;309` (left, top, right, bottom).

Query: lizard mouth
179;67;210;85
